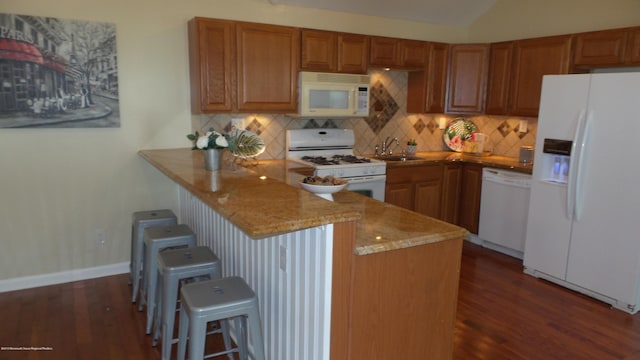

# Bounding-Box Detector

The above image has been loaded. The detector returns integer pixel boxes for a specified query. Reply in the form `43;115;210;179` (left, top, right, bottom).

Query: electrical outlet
231;117;245;130
279;245;287;272
96;229;107;246
519;119;528;133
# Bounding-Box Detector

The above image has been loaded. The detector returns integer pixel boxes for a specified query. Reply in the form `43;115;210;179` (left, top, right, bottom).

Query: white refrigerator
523;72;640;314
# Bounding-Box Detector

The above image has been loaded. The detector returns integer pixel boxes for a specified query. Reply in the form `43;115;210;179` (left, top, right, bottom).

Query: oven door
345;175;386;202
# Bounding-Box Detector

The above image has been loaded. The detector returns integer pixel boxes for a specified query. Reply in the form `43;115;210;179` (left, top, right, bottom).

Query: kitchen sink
382;155;425;162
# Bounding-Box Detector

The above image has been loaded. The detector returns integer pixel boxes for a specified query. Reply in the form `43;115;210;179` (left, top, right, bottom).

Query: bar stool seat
153;246;224;360
130;209;177;303
140;224;196;334
177;276;266;360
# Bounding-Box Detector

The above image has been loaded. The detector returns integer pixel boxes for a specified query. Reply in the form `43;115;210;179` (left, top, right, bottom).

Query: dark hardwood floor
2;241;640;359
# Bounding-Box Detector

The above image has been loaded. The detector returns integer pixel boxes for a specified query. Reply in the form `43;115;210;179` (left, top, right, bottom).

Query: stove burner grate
301;155;373;165
332;155;371;164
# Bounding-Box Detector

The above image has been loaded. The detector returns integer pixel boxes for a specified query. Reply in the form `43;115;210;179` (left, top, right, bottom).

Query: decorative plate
227;129;265;159
443;118;478;152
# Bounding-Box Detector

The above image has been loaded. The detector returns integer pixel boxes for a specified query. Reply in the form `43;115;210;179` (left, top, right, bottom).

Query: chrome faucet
379;137;399;157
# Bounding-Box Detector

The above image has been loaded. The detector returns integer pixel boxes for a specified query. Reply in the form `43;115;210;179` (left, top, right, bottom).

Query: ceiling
268;0;497;27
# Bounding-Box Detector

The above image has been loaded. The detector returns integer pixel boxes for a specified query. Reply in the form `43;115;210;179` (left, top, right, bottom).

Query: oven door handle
344;175;386;184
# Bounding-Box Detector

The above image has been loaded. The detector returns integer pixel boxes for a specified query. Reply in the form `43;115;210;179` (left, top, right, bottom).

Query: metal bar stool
130;209;177;303
177;276;266;360
140;224;196;334
152;246;226;360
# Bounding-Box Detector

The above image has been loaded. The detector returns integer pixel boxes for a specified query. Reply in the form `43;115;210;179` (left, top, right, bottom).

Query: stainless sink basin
382;155;424;161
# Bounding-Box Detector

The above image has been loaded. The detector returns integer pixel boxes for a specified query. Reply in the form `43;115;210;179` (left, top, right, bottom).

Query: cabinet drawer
386;164;442;184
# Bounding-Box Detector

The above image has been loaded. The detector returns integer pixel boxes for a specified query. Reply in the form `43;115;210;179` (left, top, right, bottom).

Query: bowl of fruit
299;176;348;200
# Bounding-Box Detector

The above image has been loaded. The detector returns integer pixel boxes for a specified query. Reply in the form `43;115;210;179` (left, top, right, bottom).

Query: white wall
468;0;640;42
1;0;638;284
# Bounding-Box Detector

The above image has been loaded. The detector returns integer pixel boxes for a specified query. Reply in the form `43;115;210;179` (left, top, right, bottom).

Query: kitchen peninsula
139;148;467;360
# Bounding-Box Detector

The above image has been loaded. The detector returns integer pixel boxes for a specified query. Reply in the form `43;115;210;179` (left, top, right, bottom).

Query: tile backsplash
192;70;537;160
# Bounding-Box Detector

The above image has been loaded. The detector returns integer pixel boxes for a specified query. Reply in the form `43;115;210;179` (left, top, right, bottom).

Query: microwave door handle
350;89;356;114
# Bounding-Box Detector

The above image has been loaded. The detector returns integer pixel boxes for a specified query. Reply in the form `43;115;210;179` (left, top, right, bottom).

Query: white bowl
299;181;348;195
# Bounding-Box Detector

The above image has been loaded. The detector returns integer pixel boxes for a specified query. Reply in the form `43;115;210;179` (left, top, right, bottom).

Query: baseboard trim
0;262;129;293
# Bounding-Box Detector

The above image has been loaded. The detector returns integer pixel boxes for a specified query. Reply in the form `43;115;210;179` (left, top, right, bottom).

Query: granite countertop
138;148;467;255
380;151;534;174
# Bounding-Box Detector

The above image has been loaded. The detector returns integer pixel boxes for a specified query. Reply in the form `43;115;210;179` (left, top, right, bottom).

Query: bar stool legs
140;224;196;334
130;209;177;303
177;276;265;360
152;246;223;360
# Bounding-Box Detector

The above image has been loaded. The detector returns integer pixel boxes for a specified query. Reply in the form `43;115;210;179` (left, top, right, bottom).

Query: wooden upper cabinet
485;41;513;115
369;36;401;67
574;28;628;67
509;35;572;117
337;33;369;74
301;30;368;74
401;40;429;69
301;29;337;72
235;22;299;112
627;27;640;64
445;44;489;114
573;27;640;67
369;37;428;69
426;42;449;113
407;42;448;113
188;17;299;113
188;18;235;113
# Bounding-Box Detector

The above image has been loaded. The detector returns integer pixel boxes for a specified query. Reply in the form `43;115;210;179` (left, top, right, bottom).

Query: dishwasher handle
483;169;531;189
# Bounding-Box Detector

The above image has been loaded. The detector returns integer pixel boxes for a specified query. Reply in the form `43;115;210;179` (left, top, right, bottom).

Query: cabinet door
458;163;483;234
445;44;489;114
301;29;337;72
236;22;299;112
509;35;572;117
485;41;513;115
427;42;450;113
574;29;627;67
414;180;442;219
385;183;414;210
337;33;369;74
441;164;462;224
369;36;400;67
188;18;235;113
628;27;640;64
370;37;428;69
400;40;428;69
406;42;448;114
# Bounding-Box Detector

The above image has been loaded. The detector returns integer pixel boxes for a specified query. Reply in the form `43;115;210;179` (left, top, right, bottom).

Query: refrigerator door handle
567;109;586;220
574;110;593;221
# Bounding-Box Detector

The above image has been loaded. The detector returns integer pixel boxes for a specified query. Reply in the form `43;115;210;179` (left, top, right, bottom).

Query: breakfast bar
139;148;468;360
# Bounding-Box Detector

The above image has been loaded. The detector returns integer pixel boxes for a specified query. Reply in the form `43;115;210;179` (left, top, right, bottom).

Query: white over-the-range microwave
298;71;370;118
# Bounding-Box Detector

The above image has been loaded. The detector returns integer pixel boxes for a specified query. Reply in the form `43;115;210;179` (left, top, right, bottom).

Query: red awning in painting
0;39;44;64
43;57;66;73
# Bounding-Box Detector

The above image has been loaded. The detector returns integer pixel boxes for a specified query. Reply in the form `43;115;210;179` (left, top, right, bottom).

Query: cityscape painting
0;13;119;128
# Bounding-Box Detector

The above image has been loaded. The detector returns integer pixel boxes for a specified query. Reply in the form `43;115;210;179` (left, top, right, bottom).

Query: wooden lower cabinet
385;164;443;219
441;163;462;224
385;162;483;234
349;238;462;359
331;221;463;360
457;163;483;234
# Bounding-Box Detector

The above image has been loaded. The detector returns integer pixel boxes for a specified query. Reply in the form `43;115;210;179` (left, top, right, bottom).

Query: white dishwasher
478;168;532;259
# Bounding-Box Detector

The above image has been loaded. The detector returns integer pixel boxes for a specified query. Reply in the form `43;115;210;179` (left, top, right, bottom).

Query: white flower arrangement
187;128;229;150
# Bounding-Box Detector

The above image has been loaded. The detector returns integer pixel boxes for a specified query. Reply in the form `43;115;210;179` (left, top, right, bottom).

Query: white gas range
286;129;387;201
